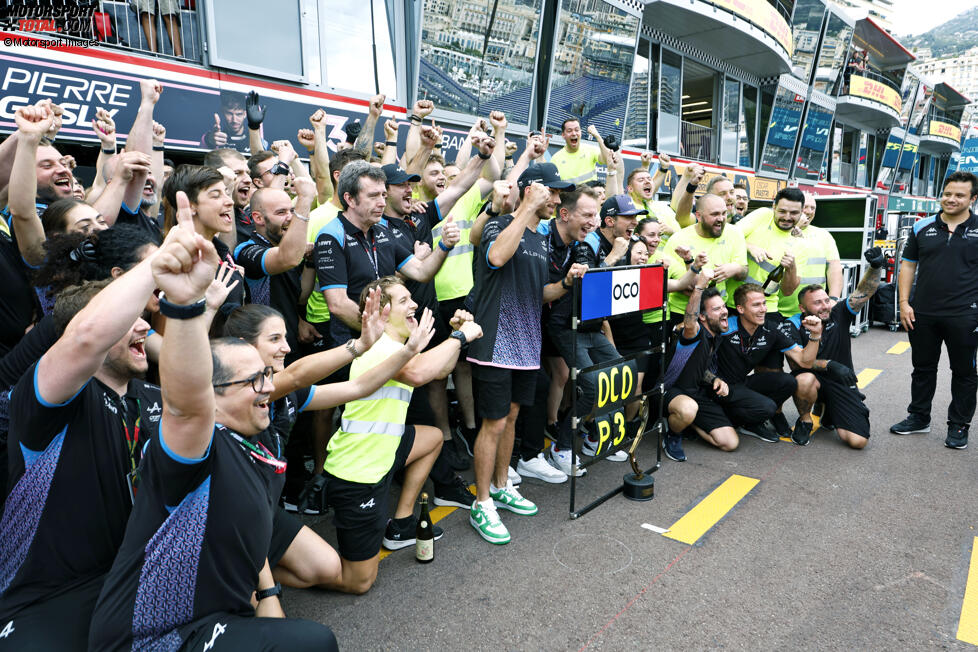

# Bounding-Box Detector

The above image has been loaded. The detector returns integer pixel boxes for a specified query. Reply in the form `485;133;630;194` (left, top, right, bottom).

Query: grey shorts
134;0;180;15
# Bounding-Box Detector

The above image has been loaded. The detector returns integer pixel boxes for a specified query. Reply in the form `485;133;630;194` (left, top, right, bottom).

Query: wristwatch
158;297;206;320
255;583;282;601
449;330;468;347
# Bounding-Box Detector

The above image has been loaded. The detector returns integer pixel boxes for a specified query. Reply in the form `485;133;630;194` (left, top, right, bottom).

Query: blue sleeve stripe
781;344;800;353
121;201;139;215
396;254;415;271
33;361;89;408
901;256;917;263
20;254;40;270
159;427;212;465
486;242;500;270
321;283;346;291
259;250;269;276
433;199;443;224
299;386;315;413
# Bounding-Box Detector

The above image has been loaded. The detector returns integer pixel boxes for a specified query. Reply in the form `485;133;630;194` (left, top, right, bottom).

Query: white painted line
641;523;670;534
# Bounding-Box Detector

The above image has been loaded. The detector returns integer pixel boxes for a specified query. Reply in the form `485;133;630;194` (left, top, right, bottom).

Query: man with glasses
0;229;175;646
234;182;316;358
89;196;338;650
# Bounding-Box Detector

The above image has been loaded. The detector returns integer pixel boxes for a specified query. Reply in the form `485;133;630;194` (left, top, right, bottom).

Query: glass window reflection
790;0;827;84
623;38;650;148
547;0;640;139
813;13;852;95
323;0;397;99
759;85;805;177
417;0;543;124
795;102;833;180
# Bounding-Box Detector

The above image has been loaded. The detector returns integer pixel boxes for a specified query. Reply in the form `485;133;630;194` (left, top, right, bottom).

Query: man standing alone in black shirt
892;172;978;449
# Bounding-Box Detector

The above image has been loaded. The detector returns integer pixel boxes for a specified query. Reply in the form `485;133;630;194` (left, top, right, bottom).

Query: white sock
479;498;494;510
489;482;500;494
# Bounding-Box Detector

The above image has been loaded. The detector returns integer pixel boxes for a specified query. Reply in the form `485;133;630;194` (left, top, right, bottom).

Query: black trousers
180;614;338;651
908;313;978;426
719;372;797;426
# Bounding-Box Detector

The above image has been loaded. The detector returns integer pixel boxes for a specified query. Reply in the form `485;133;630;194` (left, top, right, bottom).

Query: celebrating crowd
1;79;976;651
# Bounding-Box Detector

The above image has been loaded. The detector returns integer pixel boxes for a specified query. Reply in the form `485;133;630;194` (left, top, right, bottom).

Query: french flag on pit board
580;266;664;321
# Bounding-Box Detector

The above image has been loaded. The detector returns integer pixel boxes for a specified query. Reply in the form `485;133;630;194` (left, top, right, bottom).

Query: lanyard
356;230;379;279
739;325;761;356
120;397;141;474
549;221;571;272
227;430;287;474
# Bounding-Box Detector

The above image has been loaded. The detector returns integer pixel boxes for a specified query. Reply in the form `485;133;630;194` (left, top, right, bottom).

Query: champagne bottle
416;493;434;564
761;264;784;296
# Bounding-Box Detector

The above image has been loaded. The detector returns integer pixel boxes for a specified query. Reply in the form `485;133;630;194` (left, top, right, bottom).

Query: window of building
758;83;805;177
813;12;853;95
623;37;651;149
322;0;397;98
742;85;758;168
795;101;833;180
417;0;544;125
657;49;682;155
205;0;307;81
545;0;640;139
681;59;716;162
790;0;827;84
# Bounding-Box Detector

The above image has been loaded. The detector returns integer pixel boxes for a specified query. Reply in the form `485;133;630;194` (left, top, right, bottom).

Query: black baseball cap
601;194;648;219
517;163;575;191
381;164;421;186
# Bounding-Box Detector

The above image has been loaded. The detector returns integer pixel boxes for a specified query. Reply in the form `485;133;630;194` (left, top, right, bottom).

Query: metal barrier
568;263;668;518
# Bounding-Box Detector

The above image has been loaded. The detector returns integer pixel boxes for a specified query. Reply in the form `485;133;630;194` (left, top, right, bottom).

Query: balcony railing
681;120;713;161
10;1;203;63
840;68;902;114
922;117;962;140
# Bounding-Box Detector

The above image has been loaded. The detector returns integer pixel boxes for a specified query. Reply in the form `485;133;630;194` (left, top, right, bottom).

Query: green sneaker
469;500;510;545
490;481;538;516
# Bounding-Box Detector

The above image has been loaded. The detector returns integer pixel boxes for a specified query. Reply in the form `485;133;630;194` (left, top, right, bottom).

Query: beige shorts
133;0;180;15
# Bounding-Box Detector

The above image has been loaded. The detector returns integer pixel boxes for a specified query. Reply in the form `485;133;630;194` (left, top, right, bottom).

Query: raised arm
784;316;823;369
8;105;52;266
403;100;433;170
437;135;494;215
149;121;166;219
91;151;153;226
122;79;161;210
87;108;117;203
846;248;885;313
672;163;703;228
307;109;333;203
257;178;315;275
396;312;482;386
586;124;610;165
604;150;624;197
380;118;399;166
400;214;459;282
155;192;222;459
682;268;713;339
456;118;486;169
246;90;267;155
486;185;547;268
353;94;385;156
471;180;516;247
405;124;441;176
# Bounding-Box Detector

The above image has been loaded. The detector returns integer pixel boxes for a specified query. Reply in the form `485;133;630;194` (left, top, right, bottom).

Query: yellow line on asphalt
663;474;759;545
379;486;473;561
887;341;911;355
957;537;978;645
857;368;882;389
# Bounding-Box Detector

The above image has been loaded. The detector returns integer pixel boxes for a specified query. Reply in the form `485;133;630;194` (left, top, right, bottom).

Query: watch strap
255;582;282;601
158;297;206;320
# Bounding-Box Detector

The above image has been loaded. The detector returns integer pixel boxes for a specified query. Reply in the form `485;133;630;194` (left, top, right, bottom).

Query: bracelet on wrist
561;277;573;290
385;140;397;146
694;286;708;291
293;213;309;222
102;147;116;154
686;182;699;193
255;583;282;602
438;240;453;252
408;114;422;123
345;339;362;358
158;297;206;320
477;151;491;160
690;265;701;274
809;337;821;342
152;144;165;151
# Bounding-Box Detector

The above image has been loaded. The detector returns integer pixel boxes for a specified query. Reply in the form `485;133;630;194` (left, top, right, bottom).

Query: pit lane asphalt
285;325;977;650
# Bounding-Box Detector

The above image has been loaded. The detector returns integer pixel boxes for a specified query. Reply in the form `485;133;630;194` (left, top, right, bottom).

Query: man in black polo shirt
716;283;822;444
780;247;885;447
0;227;189;646
313;161;460;349
892;171;978;449
234;180;315;358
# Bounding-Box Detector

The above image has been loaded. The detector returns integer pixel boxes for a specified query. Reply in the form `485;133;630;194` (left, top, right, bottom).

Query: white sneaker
517;453;568;484
581;436;629;462
507;465;522;486
546;445;586;477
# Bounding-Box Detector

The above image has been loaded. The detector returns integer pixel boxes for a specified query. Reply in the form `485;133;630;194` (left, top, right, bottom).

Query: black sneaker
381;515;444;551
945;424;969;450
282;474;327;515
663;433;686;462
791;419;813;446
890;414;931;435
440;437;470;471
739;423;781;443
457;425;478;457
433;475;476;508
770;413;792;439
